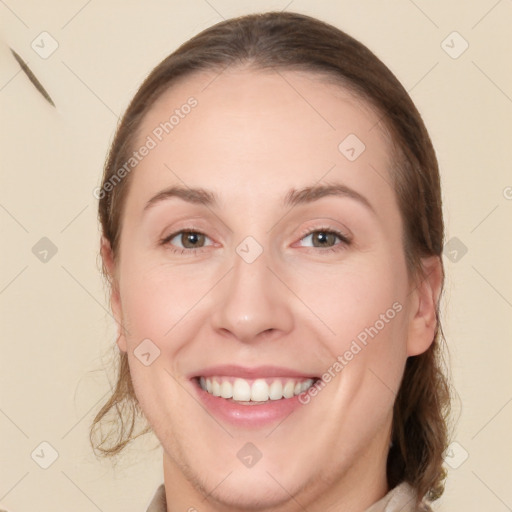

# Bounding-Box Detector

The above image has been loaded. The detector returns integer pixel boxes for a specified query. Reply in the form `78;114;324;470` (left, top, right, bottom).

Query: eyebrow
143;183;375;214
144;186;216;211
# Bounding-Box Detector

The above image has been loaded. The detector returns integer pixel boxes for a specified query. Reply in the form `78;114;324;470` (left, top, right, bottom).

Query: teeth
198;376;315;402
269;380;283;400
212;379;221;397
251;379;269;402
220;380;233;399
232;378;251;401
300;380;311;393
283;380;295;398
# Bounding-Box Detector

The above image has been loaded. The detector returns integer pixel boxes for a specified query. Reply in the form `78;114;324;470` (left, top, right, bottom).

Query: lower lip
192;379;314;428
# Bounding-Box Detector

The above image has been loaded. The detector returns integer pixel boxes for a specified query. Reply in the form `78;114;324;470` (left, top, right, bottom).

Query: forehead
128;67;396;214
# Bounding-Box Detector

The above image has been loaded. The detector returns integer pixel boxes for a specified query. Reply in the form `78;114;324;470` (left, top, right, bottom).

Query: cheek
288;252;407;342
118;257;201;345
291;248;410;403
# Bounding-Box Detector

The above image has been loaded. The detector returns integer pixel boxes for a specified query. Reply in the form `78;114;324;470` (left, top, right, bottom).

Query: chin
206;477;298;511
192;461;313;511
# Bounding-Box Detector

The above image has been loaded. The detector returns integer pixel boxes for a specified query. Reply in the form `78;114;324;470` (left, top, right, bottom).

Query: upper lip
190;365;318;380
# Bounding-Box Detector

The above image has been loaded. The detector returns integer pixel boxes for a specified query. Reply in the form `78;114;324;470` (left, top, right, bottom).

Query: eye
160;230;213;254
159;227;350;255
297;228;350;251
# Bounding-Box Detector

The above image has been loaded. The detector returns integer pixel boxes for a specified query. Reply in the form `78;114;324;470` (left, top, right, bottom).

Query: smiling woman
91;11;450;512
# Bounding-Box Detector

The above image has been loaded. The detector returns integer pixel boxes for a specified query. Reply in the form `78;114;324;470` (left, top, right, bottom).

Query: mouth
190;366;320;427
195;376;317;403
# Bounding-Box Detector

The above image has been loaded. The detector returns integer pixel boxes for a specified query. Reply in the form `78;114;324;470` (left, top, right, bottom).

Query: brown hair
92;11;451;504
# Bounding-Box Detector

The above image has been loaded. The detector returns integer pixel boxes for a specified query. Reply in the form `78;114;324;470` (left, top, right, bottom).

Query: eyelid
161;226;210;242
293;226;351;252
293;218;353;244
297;226;350;241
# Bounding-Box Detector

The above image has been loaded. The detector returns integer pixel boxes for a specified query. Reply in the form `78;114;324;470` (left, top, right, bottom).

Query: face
105;68;438;510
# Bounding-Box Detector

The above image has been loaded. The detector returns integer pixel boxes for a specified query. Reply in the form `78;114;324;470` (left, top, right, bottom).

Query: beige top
145;482;432;511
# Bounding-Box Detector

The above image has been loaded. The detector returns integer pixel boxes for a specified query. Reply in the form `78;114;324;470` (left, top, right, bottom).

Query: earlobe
100;236;127;353
406;255;444;357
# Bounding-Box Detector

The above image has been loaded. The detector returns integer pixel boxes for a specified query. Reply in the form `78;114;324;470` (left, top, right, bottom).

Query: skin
101;67;442;512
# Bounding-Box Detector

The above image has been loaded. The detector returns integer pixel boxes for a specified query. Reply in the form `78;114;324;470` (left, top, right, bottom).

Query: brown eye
180;232;206;248
310;231;338;248
299;230;347;249
161;230;213;253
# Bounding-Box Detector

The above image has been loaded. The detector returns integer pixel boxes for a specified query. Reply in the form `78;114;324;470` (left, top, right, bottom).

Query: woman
92;11;450;512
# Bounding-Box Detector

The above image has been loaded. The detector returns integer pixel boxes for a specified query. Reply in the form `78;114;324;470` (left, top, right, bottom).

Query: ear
100;236;127;353
406;255;443;357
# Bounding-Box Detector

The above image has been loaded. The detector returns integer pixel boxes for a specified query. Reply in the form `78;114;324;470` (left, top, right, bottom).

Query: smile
190;365;320;426
198;376;316;403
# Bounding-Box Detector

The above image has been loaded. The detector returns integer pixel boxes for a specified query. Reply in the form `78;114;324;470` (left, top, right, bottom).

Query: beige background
1;1;511;511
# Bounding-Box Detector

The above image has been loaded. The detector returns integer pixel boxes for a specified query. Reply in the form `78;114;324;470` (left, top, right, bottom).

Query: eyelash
296;226;351;253
159;226;351;256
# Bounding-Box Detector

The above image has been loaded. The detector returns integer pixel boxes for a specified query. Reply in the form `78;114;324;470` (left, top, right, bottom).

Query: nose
210;245;294;344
